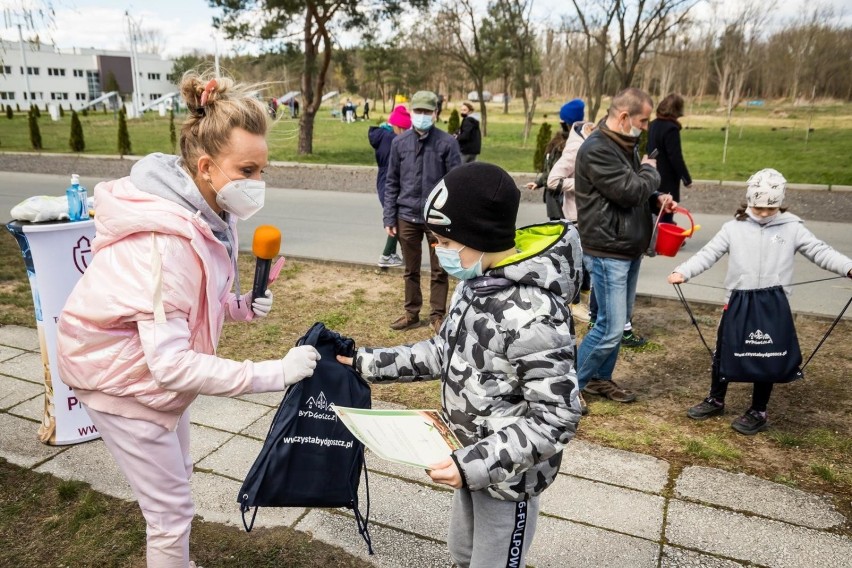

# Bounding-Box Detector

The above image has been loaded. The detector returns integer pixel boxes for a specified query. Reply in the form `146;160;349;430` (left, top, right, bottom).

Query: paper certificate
332;406;462;469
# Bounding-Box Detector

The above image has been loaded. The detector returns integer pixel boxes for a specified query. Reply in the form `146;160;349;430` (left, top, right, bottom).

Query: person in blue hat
526;98;586;220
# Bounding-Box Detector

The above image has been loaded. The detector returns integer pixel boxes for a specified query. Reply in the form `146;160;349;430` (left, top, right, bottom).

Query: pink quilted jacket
57;177;280;429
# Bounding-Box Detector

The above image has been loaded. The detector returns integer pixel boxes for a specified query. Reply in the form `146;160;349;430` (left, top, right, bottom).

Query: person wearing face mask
55;72;320;568
454;101;481;163
338;162;582;568
668;168;852;435
383;90;462;333
573;88;675;413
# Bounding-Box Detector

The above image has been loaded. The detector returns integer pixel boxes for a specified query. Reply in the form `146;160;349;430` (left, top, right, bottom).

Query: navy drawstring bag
238;322;373;553
715;286;803;383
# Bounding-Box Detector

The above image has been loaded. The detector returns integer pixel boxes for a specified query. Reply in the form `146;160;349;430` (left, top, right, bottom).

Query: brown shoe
583;379;636;403
390;313;421;331
431;316;444;334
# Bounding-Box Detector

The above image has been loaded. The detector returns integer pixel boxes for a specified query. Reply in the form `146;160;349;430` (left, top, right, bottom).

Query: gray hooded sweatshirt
673;212;852;300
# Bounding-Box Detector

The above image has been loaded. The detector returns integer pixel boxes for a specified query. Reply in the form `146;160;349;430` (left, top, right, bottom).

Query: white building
0;40;176;112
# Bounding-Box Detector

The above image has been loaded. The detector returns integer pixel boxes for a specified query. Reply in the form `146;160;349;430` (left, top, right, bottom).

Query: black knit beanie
424;162;520;252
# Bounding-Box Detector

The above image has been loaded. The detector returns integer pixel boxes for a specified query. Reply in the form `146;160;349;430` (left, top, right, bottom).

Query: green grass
3;97;852;183
682;434;742;462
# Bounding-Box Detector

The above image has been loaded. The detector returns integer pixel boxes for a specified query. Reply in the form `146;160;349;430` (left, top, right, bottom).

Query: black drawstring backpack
238;322;373;553
714;286;803;383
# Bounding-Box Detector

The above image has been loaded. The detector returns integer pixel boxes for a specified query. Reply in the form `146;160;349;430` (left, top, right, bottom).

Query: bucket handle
676;207;696;236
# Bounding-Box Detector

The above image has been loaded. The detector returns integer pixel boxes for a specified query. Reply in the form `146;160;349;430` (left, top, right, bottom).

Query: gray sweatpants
447;488;540;568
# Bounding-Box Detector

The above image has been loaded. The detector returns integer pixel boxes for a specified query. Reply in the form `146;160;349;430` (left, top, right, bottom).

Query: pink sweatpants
85;406;195;568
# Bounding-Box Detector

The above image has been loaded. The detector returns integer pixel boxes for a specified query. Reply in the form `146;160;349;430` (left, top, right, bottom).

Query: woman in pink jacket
56;73;320;568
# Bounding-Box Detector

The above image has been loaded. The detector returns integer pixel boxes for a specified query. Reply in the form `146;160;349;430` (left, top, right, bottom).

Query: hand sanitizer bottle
66;174;90;221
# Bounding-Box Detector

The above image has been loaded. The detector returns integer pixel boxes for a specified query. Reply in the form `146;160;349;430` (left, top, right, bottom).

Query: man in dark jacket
384;90;462;332
574;88;675;409
455;101;481;163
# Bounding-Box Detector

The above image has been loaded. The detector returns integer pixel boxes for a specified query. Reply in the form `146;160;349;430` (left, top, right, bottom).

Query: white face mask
210;161;265;220
621;114;642;138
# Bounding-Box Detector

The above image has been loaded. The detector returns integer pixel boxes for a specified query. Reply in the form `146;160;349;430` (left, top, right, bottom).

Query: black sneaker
687;397;725;420
731;409;768;435
622;331;647;348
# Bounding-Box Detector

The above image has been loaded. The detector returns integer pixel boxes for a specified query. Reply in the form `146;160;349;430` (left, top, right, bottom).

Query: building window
48;67;66;76
51;92;69;100
86;71;100;101
76;93;88;101
149;93;163;100
24;92;43;100
2;65;11;75
147;72;161;81
73;69;84;77
0;92;15;100
19;66;40;75
166;73;175;82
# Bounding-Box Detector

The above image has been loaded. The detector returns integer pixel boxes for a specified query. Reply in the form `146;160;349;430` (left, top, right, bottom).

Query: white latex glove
282;345;321;385
252;290;273;318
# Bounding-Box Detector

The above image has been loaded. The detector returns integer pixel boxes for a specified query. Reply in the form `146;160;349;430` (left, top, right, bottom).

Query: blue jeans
577;255;642;389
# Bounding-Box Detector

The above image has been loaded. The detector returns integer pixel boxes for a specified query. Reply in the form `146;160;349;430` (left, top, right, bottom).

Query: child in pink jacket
56;73;319;568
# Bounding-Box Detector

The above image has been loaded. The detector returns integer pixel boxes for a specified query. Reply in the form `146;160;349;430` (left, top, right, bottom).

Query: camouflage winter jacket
356;222;583;501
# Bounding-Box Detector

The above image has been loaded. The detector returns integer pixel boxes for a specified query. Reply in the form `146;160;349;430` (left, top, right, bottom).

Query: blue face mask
435;246;484;280
411;112;434;131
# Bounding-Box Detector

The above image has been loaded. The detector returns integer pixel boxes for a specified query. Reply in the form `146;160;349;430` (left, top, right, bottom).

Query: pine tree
82;108;88;117
29;110;42;150
533;122;553;172
59;104;65;118
169;108;177;153
117;107;132;157
447;109;460;135
5;105;12;119
16;103;20;112
31;105;41;118
69;110;85;152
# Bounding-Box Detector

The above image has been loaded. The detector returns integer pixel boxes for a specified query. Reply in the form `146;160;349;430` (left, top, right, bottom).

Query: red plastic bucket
654;207;695;257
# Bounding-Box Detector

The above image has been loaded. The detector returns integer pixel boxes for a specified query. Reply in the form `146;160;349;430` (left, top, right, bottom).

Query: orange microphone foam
252;225;281;260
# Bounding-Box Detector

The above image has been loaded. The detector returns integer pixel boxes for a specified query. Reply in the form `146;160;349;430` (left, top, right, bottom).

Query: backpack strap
801;294;852;372
349;447;374;554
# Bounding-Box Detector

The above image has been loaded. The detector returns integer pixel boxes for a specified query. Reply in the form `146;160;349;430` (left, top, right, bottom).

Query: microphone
251;225;282;303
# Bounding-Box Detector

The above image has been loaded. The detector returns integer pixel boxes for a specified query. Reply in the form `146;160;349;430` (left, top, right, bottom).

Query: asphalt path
2;171;850;319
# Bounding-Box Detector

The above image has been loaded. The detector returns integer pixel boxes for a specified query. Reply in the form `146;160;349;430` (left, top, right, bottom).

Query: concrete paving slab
191;395;271;433
356;472;453;542
189;424;234;464
0;374;43;410
675;465;845;529
0;325;39;351
528;513;659;568
665;499;852;568
831;185;852;192
787;183;828;191
195;434;263;481
295;509;453;567
0;352;45;383
34;438;133;500
236;391;284;408
0;412;62;467
7;394;44;422
191;470;305;528
0;344;26;363
239;408;275;440
542;475;665;540
660;546;747;567
559;439;670;493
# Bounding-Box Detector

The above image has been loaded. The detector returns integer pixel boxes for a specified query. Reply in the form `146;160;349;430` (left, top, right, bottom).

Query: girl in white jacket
668;169;852;435
57;73;319;567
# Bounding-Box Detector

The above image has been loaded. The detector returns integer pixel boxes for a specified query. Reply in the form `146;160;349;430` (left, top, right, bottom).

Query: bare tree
420;0;492;134
711;0;772;107
567;0;616;121
211;0;431;155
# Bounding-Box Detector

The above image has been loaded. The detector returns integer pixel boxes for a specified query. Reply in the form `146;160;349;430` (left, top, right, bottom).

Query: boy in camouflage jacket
339;162;582;567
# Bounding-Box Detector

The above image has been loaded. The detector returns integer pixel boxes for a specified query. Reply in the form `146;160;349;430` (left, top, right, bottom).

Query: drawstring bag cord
673;277;851;369
350;450;373;554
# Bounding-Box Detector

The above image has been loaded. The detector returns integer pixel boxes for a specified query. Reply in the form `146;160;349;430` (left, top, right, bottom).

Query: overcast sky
1;0;849;59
